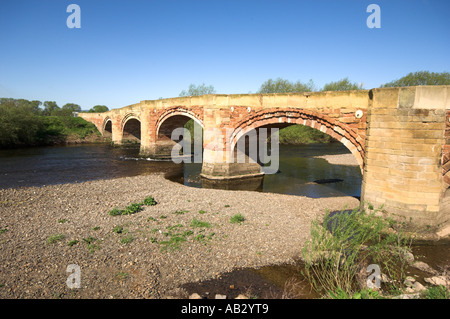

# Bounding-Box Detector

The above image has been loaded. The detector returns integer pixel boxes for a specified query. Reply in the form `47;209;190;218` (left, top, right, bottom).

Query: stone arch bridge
79;86;450;228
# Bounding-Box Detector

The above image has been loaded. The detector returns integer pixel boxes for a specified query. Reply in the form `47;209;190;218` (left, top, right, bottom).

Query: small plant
123;203;143;215
82;236;100;253
147;216;157;222
230;214;245;224
113;225;124;234
46;234;65;244
198;210;207;214
108;208;122;216
0;228;8;234
120;235;134;245
143;196;157;206
58;219;68;224
115;272;129;281
67;240;79;247
424;285;449;299
190;218;211;228
92;226;100;231
173;210;188;215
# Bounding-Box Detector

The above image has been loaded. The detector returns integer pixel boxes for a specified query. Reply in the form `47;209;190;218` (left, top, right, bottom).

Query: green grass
142;196;157;206
301;205;412;298
424;285;449;299
113;225;124;234
46;234;65;244
230;214;245;224
82;236;100;253
120;235;134;245
190;218;211;228
108;195;158;216
67;240;79;247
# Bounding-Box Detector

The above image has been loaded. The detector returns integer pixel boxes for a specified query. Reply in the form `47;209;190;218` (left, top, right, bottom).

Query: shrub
230;214;245;224
143;196;157;206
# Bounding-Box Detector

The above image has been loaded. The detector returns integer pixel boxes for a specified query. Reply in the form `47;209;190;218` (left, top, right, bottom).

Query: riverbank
0;173;359;298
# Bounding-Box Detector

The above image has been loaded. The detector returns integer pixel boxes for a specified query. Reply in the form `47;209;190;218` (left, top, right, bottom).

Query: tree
61;103;81;112
88;105;109;113
179;83;216;97
322;77;363;91
43;101;60;116
381;71;450;87
257;78;316;93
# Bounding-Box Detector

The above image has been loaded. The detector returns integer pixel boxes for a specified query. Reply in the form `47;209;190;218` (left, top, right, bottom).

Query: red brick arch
229;108;365;171
121;113;140;131
155;106;204;138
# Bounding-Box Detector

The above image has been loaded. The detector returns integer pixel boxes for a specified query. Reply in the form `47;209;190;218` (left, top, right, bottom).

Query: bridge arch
156;107;204;140
121;113;141;142
229;108;365;171
102;117;112;138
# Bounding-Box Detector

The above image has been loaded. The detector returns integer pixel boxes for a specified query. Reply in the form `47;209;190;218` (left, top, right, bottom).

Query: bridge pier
361;86;449;228
139;140;176;159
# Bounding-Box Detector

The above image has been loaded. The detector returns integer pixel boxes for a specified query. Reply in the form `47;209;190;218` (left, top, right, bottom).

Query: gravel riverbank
0;173;359;299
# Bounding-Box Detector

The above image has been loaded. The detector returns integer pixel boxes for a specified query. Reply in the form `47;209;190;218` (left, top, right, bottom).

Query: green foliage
424;285;449;299
381;71;450;87
142;196;157;206
230;214;245;224
120;234;134;245
257;78;317;93
179;83;216;97
302;206;411;297
88;105;109;113
67;240;79;247
122;203;143;215
190;218;211;228
322;77;363;91
108;208;122;216
82;236;100;253
328;287;384;299
108;195;158;216
0;98;101;148
46;234;65;244
278;125;334;144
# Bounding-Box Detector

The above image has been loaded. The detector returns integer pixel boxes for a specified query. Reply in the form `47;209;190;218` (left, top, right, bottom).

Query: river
0;142;361;199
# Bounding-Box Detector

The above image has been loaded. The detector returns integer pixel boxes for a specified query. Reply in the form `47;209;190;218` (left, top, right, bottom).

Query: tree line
0;99;108;148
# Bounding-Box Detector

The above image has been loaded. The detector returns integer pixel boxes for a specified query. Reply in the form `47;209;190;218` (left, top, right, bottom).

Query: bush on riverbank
301;205;412;298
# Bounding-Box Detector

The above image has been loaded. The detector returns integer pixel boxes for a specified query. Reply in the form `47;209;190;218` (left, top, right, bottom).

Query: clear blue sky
1;0;449;110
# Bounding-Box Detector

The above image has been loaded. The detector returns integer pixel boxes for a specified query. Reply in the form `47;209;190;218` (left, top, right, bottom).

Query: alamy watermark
66;264;81;289
366;4;381;29
66;4;81;29
170;127;280;175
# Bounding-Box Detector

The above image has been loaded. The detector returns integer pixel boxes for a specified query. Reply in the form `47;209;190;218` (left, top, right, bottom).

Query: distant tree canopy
88;105;109;113
380;71;450;87
322;77;363;91
257;78;317;93
179;83;216;97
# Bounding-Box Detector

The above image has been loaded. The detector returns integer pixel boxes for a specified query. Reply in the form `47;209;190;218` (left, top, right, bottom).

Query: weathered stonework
79;86;450;228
